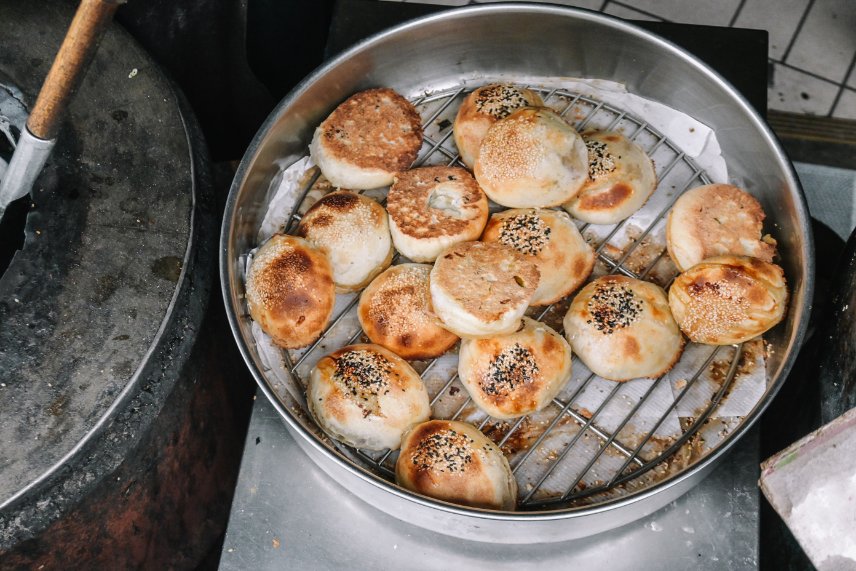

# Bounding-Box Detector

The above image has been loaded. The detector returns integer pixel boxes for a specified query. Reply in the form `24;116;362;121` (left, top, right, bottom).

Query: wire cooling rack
257;84;750;510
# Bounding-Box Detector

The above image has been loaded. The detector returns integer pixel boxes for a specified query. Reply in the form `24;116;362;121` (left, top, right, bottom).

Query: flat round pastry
307;344;431;451
386;166;489;262
309;87;423;189
245;234;335;349
481;208;595;305
563;131;657;225
453;83;543;169
563;276;684;381
666;183;777;271
429;241;540;338
668;255;788;345
358;263;459;360
296;190;393;292
458;317;572;419
396;420;517;510
474;107;588;208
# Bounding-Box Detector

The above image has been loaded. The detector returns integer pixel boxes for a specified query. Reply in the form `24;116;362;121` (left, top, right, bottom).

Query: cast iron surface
0;0;212;550
221;4;813;541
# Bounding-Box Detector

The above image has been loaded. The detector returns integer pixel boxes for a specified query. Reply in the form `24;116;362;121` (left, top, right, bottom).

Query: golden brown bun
474;107;588;208
458;317;572;419
297;190;393;292
245;234;335;349
666;184;777;271
386;166;489;262
309;88;423;189
453;84;544;169
563;276;684;381
429;241;540;338
358;264;459;360
307;344;431;451
481;208;595;305
563;131;657;224
668;255;788;345
396;420;517;510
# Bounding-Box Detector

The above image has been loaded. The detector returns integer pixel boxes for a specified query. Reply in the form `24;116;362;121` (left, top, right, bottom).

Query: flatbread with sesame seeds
429;241;540;338
309;87;423;190
458;317;572;420
307;344;431;451
481;208;595;306
396;419;517;510
668;255;787;345
563;131;657;225
245;234;336;349
563;275;684;381
453;83;543;169
296;190;393;292
666;183;777;272
386;166;489;262
474;107;588;208
358;264;459;360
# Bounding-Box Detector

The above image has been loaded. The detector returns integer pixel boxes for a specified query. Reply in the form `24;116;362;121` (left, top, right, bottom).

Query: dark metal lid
0;0;195;508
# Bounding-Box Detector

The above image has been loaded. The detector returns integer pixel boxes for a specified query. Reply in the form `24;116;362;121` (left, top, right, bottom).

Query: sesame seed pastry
563;275;684;381
563;131;657;225
453;83;543;169
386;166;489;262
481;208;595;305
458;317;572;419
666;183;777;272
309;87;423;190
307;344;431;451
429;241;540;338
474;107;589;208
668;255;788;345
396;419;517;510
245;234;335;349
296;190;393;293
358;263;459;360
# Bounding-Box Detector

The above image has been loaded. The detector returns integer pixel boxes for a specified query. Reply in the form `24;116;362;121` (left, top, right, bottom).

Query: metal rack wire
264;85;744;510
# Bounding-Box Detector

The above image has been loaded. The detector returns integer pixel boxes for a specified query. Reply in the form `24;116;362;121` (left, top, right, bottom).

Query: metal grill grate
263;85;745;510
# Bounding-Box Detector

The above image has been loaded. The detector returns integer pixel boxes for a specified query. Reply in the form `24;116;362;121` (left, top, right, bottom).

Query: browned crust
432;241;539;323
387;166;488;239
358;264;459;360
296;190;384;238
577;182;632;210
667;184;777;270
396;420;512;510
669;255;788;345
246;235;335;349
317;87;423;173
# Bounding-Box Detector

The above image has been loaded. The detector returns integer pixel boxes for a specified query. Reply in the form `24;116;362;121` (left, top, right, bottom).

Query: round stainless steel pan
220;4;813;543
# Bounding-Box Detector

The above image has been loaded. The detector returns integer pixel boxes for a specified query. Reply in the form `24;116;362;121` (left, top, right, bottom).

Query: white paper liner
242;79;768;502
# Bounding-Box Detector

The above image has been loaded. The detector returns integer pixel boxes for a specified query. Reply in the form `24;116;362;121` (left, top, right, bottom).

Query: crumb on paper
272;537;281;549
128;68;138;78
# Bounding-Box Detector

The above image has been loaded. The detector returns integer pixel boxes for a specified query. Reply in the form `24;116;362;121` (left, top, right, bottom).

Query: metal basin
220;4;813;543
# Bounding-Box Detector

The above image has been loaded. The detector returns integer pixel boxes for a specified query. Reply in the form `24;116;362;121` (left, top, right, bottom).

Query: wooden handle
27;0;124;140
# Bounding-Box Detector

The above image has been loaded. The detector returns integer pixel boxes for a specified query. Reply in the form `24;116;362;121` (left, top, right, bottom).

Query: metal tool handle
26;0;125;140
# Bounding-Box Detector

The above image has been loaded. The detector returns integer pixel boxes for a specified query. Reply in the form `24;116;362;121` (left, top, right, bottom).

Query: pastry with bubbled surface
358;263;459;360
396;419;517;510
429;241;539;338
666;183;777;272
668;255;787;345
309;87;423;189
563;131;657;225
481;208;595;305
459;317;572;419
563;275;684;381
245;234;335;349
474;107;588;208
453;83;543;169
297;190;393;292
307;344;431;451
386;166;489;262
